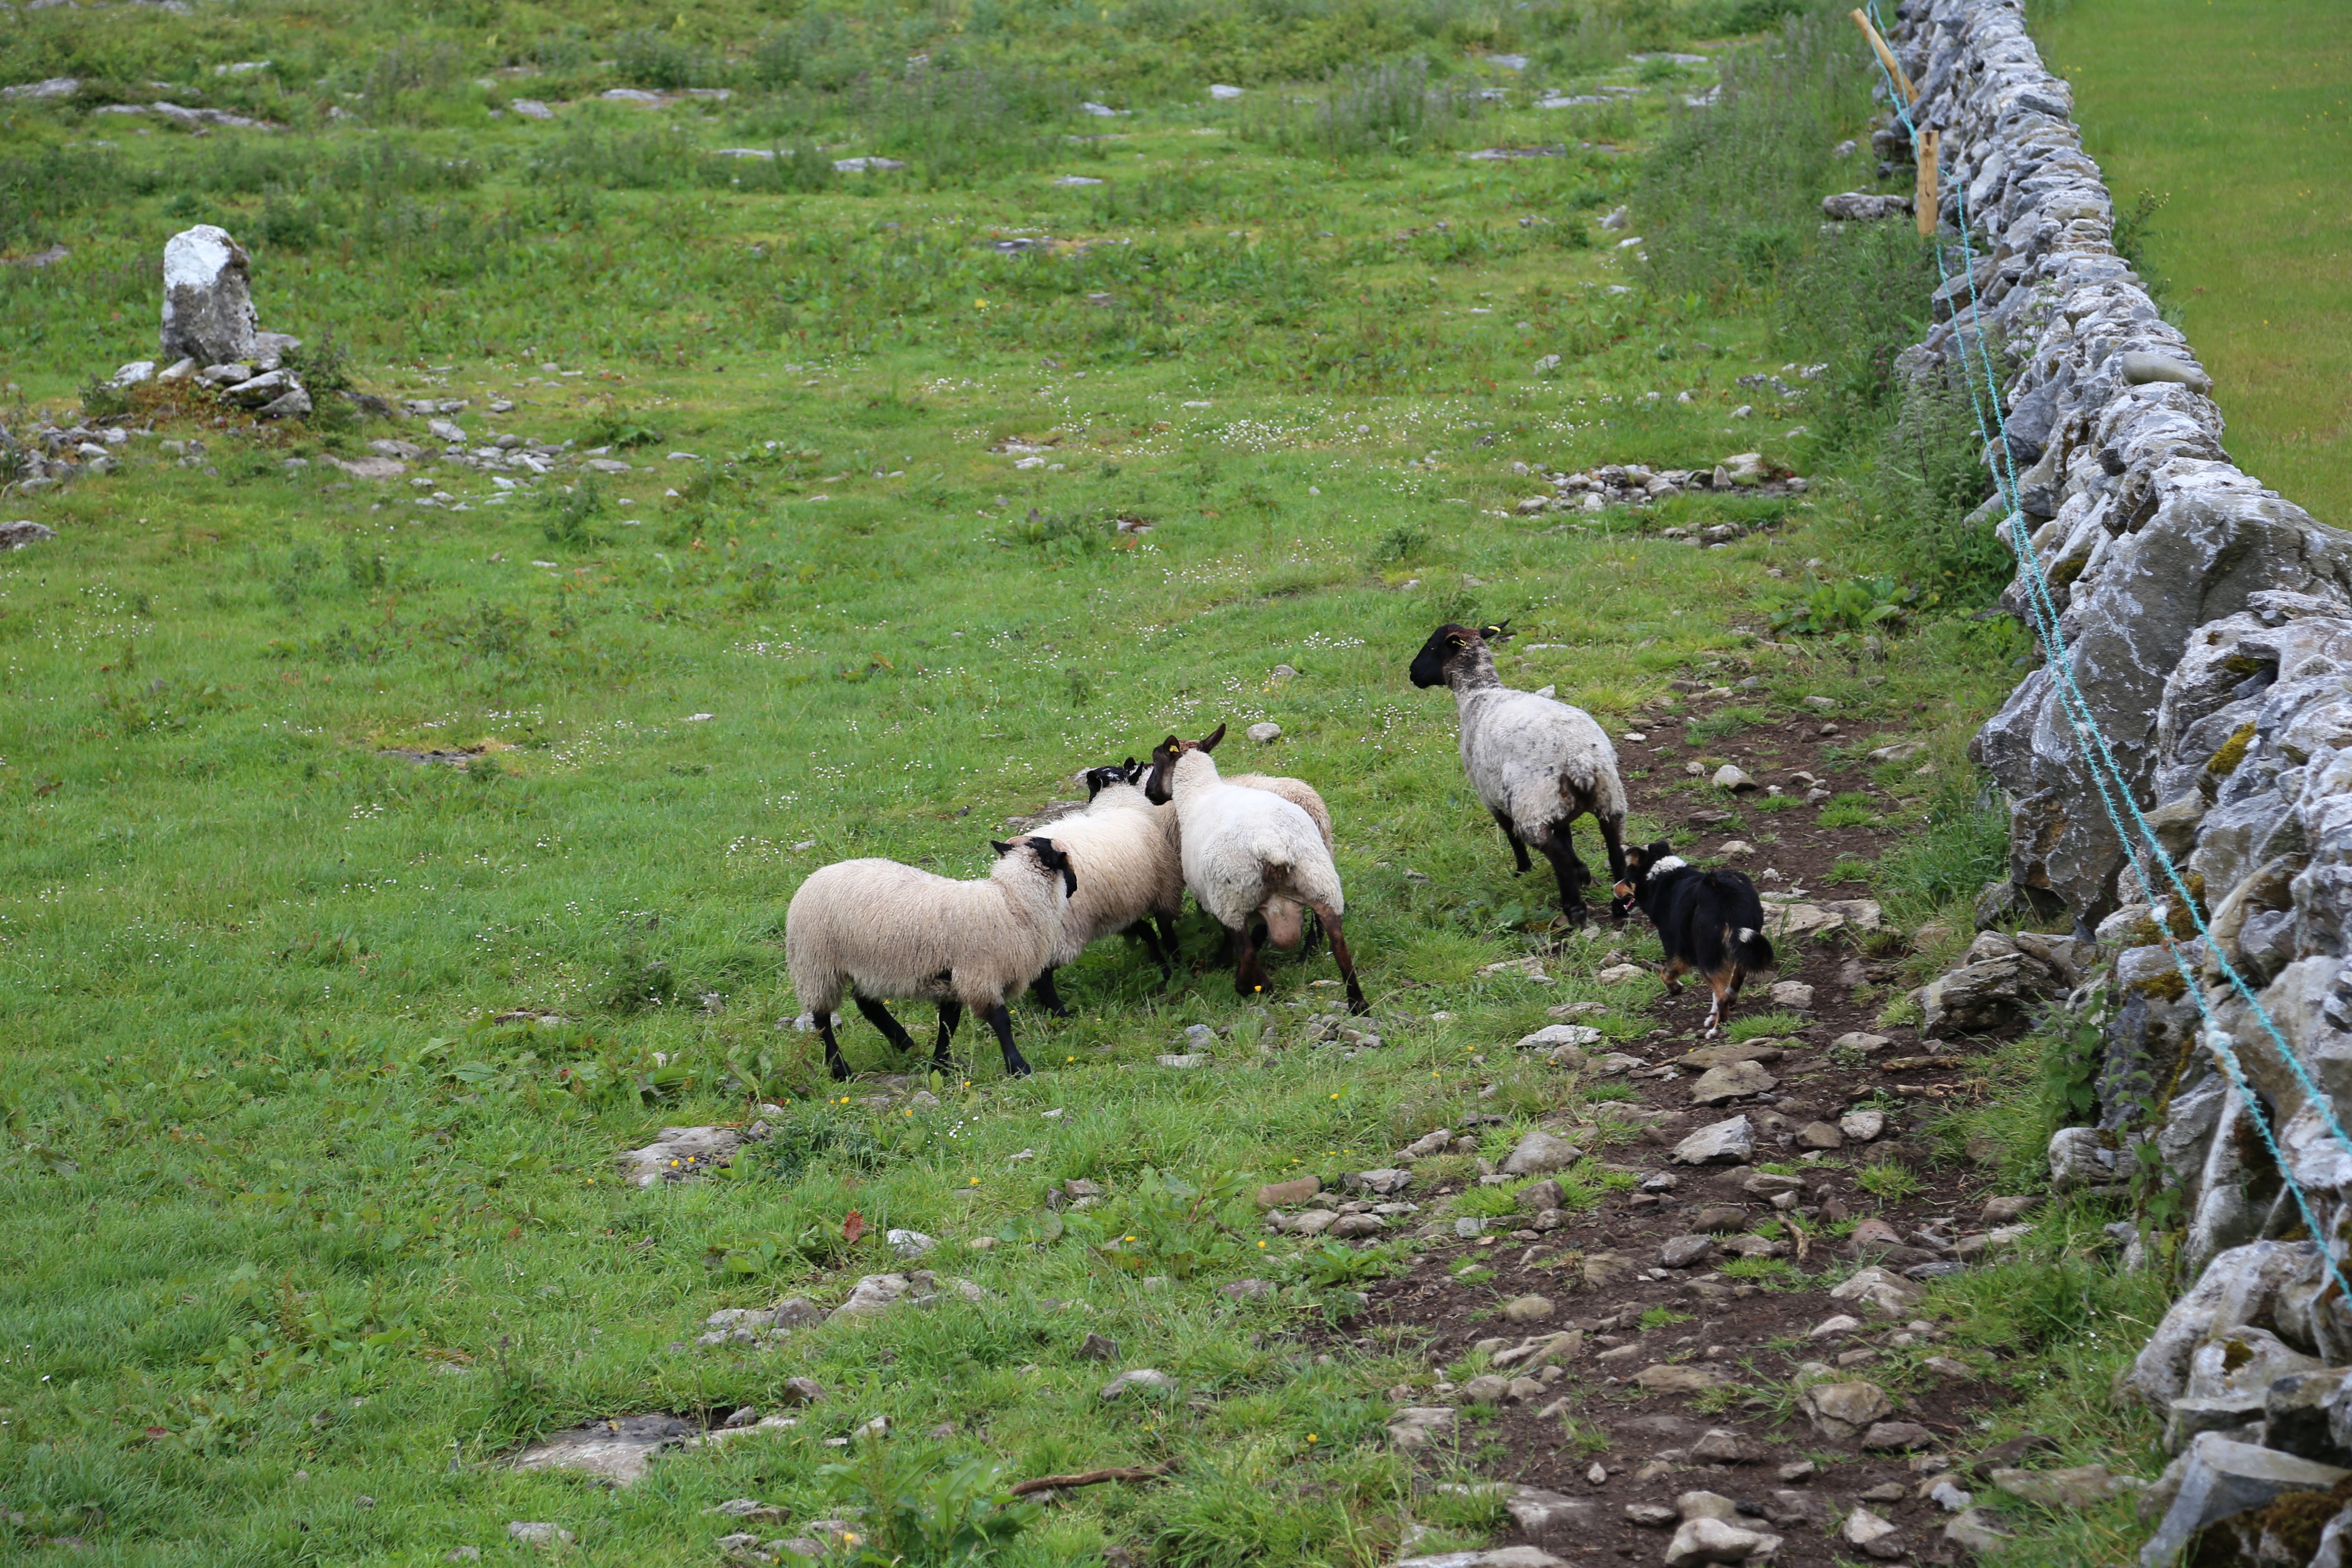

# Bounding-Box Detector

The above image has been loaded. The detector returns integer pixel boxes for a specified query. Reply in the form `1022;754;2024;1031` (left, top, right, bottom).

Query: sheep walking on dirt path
1408;620;1628;924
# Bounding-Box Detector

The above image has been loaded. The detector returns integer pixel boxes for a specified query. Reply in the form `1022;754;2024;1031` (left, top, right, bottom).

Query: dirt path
1342;696;2013;1565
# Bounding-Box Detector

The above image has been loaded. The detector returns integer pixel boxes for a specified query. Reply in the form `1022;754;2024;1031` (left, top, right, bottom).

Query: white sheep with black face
1407;620;1628;923
784;836;1076;1080
1024;762;1185;1016
1168;747;1367;1014
1142;726;1335;853
1142;723;1338;954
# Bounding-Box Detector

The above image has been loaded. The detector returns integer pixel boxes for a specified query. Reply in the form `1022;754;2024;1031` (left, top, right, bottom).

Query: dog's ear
1647;839;1675;860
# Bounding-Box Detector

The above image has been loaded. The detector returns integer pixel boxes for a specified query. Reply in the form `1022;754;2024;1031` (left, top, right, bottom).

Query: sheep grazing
1167;746;1366;1013
784;836;1077;1080
1027;761;1185;1015
1407;620;1627;924
1142;725;1334;852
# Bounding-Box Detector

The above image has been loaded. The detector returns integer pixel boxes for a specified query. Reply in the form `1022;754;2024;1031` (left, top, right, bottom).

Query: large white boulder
159;225;257;367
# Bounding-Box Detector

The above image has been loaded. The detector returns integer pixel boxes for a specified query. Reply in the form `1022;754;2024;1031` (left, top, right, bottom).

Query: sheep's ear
1445;631;1468;649
1482;619;1514;643
990;840;1014;856
1198;723;1226;752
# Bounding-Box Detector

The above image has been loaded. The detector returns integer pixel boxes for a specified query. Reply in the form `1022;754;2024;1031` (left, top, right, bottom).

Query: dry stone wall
1889;0;2352;1555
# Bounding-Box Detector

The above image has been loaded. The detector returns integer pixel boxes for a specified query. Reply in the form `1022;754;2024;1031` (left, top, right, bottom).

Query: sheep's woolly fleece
1169;747;1344;947
1035;781;1184;968
784;840;1071;1016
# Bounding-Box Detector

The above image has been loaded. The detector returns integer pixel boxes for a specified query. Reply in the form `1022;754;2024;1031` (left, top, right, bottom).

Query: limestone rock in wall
1971;485;2352;923
159;225;258;367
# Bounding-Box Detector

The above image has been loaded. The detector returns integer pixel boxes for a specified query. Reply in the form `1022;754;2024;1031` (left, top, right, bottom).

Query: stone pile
101;225;318;420
1888;2;2352;1562
9;221;624;502
3;420;126;493
1509;453;1808;516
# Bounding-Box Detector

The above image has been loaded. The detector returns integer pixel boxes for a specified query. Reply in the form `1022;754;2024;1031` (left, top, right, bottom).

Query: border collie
1612;840;1776;1037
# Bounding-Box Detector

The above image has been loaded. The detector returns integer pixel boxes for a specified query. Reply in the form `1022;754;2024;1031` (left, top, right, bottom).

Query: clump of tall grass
1240;58;1487;159
852;66;1072;184
1774;220;1937;453
1864;353;2007;603
1878;769;2008;919
753;14;873;92
1630;0;1876;302
613;28;719;90
356;40;472;126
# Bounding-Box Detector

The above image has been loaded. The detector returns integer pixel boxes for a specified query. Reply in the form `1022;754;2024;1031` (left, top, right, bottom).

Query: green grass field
2031;0;2352;523
0;1;2166;1561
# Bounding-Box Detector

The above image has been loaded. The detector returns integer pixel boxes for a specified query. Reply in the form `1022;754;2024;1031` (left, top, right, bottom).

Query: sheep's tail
783;922;842;1017
1251;827;1315;948
1581;753;1629;822
1252;827;1297;872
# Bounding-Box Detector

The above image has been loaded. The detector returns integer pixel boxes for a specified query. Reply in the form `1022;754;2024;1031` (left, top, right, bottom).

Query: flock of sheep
784;623;1634;1079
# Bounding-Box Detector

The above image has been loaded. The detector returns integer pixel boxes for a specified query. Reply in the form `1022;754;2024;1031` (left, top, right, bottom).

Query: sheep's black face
1141;738;1180;805
1142;727;1221;804
1026;837;1079;900
1408;624;1478;688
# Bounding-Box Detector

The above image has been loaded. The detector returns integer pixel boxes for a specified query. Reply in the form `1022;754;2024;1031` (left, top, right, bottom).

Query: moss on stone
2207;722;2258;778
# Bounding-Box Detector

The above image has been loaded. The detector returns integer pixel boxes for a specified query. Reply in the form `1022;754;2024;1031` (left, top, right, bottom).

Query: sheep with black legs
1025;761;1185;1016
1168;746;1367;1012
785;836;1076;1081
1407;620;1628;924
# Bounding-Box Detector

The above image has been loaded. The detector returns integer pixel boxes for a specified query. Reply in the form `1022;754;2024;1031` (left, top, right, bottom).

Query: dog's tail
1730;923;1775;973
1700;869;1774;971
